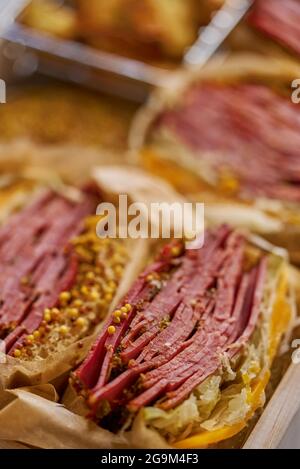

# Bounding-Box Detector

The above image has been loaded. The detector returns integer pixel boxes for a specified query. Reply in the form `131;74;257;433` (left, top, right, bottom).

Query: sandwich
130;55;300;262
71;224;294;448
0;164;157;388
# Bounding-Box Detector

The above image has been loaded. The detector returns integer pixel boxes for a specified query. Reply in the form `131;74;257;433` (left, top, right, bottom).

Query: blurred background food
20;0;78;39
228;0;300;60
248;0;300;57
21;0;224;64
0;0;300;450
0;81;137;150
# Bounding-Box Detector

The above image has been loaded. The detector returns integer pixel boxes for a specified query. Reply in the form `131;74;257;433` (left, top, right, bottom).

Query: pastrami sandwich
71;225;294;448
130;55;300;262
0;169;151;388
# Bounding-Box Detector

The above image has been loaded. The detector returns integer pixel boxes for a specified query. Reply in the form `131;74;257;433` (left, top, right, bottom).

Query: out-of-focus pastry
21;0;78;39
76;0;223;61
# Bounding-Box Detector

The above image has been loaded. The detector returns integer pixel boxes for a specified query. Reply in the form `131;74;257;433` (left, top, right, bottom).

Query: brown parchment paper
0;385;171;449
0;386;128;449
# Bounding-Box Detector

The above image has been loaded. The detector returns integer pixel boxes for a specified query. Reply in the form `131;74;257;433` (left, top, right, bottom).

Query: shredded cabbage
144;394;199;437
200;386;250;431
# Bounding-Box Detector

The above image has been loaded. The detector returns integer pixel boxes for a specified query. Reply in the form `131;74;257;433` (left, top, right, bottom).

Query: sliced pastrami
139;233;244;387
156;259;267;410
120;226;231;362
0;190;54;249
228;256;267;357
0;194;95;329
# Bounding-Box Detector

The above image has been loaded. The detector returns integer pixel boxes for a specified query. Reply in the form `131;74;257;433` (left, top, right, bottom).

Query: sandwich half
71;225;294;448
130;55;300;262
0;168;150;388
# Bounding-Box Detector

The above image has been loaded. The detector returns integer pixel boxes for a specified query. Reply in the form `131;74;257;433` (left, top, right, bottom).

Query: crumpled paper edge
0;385;170;449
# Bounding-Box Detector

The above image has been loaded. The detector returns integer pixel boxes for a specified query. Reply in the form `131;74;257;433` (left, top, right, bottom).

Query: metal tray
0;0;253;101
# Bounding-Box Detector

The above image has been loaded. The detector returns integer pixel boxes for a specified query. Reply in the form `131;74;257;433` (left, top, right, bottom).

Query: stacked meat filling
0;187;129;359
154;82;300;202
75;226;267;425
248;0;300;56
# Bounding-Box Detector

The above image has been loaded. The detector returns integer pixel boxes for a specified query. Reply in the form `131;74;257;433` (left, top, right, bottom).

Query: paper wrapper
0;384;171;449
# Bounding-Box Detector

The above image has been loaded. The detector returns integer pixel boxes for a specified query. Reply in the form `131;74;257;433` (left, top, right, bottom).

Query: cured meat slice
75;255;173;389
0;196;94;329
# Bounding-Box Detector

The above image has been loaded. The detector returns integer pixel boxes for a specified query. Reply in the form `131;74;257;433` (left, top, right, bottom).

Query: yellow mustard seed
125;304;132;312
44;311;52;322
107;326;116;335
86;272;95;281
76;317;87;328
81;286;89;296
88;393;98;407
103;285;114;294
171;246;182;257
73;299;83;308
113;316;121;324
105;293;113;302
33;330;40;339
59;291;71;303
68;308;79;319
120;306;128;314
71;289;80;299
21;276;29;286
51;308;60;319
89;290;100;301
13;349;22;358
114;265;124;276
121;312;128;320
59;325;69;336
27;334;35;342
113;310;121;318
